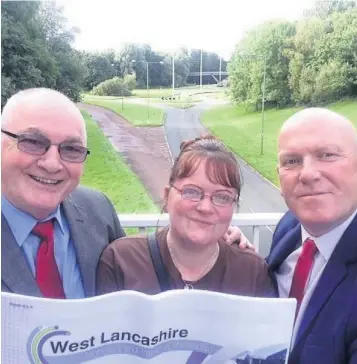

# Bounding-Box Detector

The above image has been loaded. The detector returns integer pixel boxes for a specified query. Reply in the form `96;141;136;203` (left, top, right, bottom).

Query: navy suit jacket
267;211;357;364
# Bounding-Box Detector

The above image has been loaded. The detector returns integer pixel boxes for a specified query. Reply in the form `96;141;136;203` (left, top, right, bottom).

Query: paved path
79;103;172;208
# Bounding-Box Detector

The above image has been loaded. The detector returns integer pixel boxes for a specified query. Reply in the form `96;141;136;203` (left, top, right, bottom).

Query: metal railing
118;213;284;253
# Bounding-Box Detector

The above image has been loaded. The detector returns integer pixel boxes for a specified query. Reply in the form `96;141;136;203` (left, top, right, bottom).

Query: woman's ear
162;186;170;213
164;185;170;200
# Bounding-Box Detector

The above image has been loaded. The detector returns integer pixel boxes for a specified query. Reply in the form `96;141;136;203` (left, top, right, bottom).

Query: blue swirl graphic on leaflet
27;326;70;364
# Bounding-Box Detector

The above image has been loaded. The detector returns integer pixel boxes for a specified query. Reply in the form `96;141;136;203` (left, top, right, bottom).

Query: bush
91;77;132;97
123;74;136;90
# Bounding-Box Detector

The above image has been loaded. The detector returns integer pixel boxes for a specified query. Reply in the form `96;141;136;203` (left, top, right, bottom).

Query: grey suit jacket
1;185;125;298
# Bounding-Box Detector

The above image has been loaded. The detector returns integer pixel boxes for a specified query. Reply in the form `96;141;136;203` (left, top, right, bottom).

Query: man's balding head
1;88;87;219
2;88;86;142
277;107;357;236
278;107;357;152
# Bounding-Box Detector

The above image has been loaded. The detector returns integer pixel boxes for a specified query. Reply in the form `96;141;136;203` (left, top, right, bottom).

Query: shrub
91;77;132;96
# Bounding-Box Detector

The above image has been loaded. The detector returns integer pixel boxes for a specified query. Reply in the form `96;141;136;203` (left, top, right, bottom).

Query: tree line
1;1;227;107
81;44;227;92
2;1;356;109
228;1;357;109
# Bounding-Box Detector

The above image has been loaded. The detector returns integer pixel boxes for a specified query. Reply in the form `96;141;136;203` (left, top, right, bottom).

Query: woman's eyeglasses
171;185;237;207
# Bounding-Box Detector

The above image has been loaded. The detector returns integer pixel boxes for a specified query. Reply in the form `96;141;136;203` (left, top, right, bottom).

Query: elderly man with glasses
1;88;126;299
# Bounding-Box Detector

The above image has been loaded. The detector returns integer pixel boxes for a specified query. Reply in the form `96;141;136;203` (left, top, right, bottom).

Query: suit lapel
267;223;301;271
294;214;357;347
62;197;104;297
1;214;42;296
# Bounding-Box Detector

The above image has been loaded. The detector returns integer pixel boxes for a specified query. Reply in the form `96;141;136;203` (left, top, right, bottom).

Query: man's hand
220;226;256;252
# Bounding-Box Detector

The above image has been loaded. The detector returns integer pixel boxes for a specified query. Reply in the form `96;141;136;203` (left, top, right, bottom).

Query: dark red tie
289;238;317;315
32;220;65;299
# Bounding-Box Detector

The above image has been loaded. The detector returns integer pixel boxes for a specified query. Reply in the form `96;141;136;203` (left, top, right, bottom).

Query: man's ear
276;164;283;196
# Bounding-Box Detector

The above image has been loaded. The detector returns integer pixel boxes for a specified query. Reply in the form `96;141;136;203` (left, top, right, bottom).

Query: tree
228;5;357;107
82;52;116;91
312;60;351;103
287;7;357;103
229;20;295;109
1;1;57;104
117;43;150;88
304;0;356;18
1;1;85;106
187;49;227;85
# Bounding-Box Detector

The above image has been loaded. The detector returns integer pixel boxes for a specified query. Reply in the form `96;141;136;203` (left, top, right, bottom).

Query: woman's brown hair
169;134;242;201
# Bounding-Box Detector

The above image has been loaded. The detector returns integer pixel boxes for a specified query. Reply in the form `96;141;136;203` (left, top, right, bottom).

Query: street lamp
131;60;164;121
200;49;203;90
111;63;124;110
172;52;175;97
219;56;222;84
238;53;267;155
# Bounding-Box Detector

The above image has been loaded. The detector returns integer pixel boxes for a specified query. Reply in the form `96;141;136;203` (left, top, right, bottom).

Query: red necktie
32;220;65;299
289;238;317;315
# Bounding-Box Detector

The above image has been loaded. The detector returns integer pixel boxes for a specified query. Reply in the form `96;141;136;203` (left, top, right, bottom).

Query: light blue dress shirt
2;197;85;299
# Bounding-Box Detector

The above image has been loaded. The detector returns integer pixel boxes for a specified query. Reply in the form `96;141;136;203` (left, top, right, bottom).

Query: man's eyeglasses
171;185;237;207
1;129;90;163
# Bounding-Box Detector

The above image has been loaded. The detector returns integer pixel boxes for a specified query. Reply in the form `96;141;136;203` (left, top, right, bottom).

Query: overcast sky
56;0;316;59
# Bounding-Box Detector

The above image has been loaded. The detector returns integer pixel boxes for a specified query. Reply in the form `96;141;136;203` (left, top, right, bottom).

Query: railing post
252;225;260;252
139;227;147;234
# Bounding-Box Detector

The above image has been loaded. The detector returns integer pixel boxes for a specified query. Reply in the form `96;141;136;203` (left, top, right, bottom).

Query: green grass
132;88;174;98
80;109;158;215
83;85;227;111
201;99;357;186
148;90;208;109
82;95;165;126
132;85;223;98
151;98;198;109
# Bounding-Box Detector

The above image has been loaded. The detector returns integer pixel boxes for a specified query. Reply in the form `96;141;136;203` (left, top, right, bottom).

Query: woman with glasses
96;135;275;297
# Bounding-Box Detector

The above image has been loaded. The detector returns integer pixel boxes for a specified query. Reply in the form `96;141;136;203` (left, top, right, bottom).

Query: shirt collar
1;197;65;247
301;209;357;262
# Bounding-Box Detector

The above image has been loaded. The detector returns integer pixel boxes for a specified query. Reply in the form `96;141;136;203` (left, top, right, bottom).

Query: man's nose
299;157;321;183
37;145;64;173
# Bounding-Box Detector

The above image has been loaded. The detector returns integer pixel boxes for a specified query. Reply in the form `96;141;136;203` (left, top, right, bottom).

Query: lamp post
172;52;175;96
200;49;203;90
260;54;267;156
219;56;222;83
131;59;164;122
239;53;267;155
111;63;124;110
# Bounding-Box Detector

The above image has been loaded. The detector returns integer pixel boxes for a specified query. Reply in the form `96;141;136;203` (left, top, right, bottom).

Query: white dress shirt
275;209;357;346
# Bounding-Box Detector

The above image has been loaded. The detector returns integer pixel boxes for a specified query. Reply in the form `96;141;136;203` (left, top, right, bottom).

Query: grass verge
82;95;165;126
80;109;158;216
